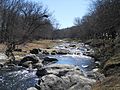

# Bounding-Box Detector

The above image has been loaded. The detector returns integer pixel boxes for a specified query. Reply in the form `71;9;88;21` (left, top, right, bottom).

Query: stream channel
0;42;96;90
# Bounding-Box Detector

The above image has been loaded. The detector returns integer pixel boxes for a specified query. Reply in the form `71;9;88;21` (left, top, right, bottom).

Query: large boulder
35;64;96;90
57;49;70;55
19;54;41;68
30;48;42;54
0;53;8;66
42;50;49;55
42;57;58;65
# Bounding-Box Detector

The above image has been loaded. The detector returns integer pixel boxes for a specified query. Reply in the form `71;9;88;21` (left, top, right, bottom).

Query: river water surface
0;42;95;90
0;67;38;90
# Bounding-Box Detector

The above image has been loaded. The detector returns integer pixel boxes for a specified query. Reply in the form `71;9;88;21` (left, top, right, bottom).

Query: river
0;42;96;90
0;67;38;90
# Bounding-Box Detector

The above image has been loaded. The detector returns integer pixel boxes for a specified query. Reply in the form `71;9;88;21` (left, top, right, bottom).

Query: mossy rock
103;53;120;76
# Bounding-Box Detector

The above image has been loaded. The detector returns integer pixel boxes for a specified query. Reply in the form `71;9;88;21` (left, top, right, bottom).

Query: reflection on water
51;42;95;71
49;55;95;71
0;67;37;90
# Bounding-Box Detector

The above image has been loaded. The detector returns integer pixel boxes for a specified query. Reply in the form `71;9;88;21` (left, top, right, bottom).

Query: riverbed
0;42;97;90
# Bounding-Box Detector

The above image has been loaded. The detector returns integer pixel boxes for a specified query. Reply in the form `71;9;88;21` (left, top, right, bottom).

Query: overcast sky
31;0;93;29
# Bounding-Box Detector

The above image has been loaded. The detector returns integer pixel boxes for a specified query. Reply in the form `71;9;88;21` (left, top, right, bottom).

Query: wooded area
0;0;54;45
1;0;120;43
54;0;120;40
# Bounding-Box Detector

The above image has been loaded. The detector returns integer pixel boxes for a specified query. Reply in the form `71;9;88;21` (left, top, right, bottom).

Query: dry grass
93;53;120;90
92;75;120;90
0;44;6;53
0;40;62;60
104;53;120;68
21;40;61;51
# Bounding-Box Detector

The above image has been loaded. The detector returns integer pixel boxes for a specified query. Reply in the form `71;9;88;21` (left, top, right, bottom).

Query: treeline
0;0;54;44
54;0;120;40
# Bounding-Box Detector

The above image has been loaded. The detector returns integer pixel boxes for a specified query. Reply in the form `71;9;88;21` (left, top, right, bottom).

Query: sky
31;0;92;29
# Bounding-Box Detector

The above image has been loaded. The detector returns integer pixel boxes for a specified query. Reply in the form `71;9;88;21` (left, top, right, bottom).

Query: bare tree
0;0;54;63
74;17;81;26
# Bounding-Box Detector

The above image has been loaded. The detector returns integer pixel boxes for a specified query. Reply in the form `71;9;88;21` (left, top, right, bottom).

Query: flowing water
0;42;95;90
51;42;95;71
0;67;38;90
50;54;95;71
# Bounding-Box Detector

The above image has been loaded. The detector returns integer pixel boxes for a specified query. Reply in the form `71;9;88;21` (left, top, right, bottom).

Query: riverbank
28;40;99;90
0;39;100;90
0;40;62;60
84;38;120;90
1;39;118;90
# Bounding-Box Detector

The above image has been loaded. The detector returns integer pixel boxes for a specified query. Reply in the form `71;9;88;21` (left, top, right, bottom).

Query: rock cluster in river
34;64;96;90
19;54;43;68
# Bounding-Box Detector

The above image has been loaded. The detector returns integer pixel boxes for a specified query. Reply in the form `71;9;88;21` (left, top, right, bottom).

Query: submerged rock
44;57;58;62
42;57;58;65
36;64;96;90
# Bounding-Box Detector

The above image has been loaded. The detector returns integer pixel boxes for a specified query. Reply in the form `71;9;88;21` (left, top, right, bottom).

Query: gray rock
57;49;70;55
36;64;96;90
22;61;32;68
30;48;42;54
37;74;66;90
0;53;8;65
51;50;57;55
19;54;42;68
82;85;92;90
34;62;43;68
42;50;49;55
42;57;58;65
27;87;38;90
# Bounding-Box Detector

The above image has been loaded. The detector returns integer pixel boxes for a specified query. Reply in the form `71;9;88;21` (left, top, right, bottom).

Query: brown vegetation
54;0;120;40
0;0;55;44
92;76;120;90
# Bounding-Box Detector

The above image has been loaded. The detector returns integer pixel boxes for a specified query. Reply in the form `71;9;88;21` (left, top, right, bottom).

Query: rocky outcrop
57;49;70;55
19;54;42;68
42;50;49;55
0;53;8;67
42;57;58;65
30;48;42;54
35;64;96;90
51;50;57;55
103;63;120;76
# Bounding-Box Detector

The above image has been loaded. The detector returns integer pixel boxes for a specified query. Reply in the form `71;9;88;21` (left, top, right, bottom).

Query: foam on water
0;53;7;61
64;54;91;59
0;68;37;90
